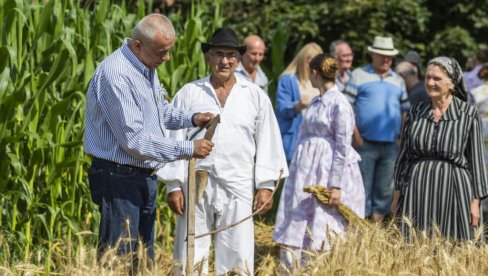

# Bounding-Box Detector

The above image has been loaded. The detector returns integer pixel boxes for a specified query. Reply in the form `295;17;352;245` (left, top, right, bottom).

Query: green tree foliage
220;0;488;86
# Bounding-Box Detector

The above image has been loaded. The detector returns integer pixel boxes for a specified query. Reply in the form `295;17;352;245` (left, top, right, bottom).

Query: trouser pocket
88;166;104;205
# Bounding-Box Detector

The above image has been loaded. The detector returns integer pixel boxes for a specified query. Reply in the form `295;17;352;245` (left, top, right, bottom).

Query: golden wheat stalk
304;185;371;229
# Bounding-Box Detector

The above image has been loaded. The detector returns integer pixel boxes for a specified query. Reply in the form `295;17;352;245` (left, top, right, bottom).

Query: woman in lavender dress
273;53;365;269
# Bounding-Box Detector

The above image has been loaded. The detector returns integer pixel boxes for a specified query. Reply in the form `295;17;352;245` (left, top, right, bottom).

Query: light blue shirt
84;39;194;169
235;63;269;94
344;65;410;142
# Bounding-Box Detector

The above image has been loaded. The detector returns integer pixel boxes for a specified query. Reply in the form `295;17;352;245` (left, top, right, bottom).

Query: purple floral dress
273;85;365;251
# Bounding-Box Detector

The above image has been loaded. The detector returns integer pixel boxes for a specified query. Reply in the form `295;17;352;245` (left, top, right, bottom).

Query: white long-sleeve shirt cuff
258;181;275;191
166;182;182;193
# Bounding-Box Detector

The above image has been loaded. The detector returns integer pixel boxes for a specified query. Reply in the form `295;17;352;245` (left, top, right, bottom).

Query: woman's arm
276;74;300;119
392;108;414;212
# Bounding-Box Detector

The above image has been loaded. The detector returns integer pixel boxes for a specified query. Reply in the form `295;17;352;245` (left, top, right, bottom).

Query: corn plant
0;0;136;267
1;0;225;270
159;0;224;96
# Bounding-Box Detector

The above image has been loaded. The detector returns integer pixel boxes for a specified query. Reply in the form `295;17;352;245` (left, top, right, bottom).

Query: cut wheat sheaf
303;185;373;229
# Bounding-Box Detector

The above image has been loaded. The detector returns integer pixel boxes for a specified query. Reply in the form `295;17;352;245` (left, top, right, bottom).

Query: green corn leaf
39;47;70;92
94;0;109;26
0;46;10;71
0;68;11;100
170;64;188;94
33;0;55;43
6;152;21;175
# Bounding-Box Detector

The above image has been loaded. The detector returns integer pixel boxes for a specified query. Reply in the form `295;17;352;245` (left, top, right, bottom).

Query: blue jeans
88;158;158;260
357;140;398;217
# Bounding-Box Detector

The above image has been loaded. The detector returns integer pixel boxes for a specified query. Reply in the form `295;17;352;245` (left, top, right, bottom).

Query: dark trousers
88;158;158;261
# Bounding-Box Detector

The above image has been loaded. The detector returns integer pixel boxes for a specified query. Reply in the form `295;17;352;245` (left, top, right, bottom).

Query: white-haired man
329;39;353;91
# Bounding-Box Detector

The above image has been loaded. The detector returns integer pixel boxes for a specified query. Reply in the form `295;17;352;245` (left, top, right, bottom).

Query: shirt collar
236;63;246;75
419;97;461;122
336;69;351;83
443;97;461;121
236;63;264;79
365;64;393;77
121;38;153;79
200;73;250;90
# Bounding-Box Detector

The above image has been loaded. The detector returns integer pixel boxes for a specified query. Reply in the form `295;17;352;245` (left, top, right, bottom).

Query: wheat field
2;220;487;275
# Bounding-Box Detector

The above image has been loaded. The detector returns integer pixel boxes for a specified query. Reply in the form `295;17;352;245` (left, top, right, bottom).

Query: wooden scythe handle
186;114;220;275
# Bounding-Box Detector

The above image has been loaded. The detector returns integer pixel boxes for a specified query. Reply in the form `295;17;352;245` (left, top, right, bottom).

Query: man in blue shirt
84;14;214;263
344;36;410;222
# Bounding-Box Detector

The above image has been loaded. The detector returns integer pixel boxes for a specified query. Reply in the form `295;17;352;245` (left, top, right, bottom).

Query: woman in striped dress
392;57;488;240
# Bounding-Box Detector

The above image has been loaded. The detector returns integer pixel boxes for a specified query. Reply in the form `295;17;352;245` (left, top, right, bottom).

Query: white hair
329;40;350;56
395;61;418;76
131;14;175;42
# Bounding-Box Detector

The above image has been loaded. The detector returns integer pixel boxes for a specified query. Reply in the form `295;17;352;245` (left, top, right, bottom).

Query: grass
1;220;488;275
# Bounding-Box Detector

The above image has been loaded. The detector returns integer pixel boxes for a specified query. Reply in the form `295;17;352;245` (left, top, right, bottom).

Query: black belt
91;157;157;175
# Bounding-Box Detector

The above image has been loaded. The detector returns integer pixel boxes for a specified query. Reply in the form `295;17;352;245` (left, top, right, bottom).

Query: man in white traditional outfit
157;27;288;275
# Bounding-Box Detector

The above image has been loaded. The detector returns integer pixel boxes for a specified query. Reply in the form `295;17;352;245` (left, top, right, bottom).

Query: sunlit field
2;1;488;275
2;221;488;275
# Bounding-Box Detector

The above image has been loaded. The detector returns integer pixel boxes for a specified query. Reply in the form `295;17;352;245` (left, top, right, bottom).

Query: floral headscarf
427;56;469;102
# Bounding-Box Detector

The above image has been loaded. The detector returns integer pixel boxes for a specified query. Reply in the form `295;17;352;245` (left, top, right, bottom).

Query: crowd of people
83;13;488;274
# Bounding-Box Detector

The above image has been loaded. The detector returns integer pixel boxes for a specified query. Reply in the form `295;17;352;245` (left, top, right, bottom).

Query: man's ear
132;39;143;54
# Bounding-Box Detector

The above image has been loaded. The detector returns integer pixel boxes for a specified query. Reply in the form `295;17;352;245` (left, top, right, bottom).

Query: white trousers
173;175;254;275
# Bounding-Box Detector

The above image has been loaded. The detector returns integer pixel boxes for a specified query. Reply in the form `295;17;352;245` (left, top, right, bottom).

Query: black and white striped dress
394;97;488;240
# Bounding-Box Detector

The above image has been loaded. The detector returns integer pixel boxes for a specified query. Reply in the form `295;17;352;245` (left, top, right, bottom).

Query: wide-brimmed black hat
201;27;247;55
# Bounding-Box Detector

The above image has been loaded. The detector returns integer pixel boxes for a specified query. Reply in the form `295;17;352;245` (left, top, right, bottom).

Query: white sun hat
367;36;399;56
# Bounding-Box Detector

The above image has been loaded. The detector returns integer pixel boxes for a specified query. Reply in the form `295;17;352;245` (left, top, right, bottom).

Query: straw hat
367;36;399;56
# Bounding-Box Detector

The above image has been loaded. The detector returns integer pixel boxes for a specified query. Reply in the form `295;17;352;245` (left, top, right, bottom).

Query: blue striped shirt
84;39;194;169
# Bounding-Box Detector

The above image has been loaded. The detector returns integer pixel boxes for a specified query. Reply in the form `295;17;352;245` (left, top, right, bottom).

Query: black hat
201;27;247;55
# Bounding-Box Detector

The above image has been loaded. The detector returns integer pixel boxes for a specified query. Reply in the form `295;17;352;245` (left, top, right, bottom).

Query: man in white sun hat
344;36;410;222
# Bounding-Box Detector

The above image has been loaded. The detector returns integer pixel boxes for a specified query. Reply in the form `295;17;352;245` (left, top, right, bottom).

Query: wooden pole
186;158;196;275
186;115;220;276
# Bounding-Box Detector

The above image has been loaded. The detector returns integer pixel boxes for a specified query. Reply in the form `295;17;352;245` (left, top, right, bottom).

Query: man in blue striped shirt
83;14;214;263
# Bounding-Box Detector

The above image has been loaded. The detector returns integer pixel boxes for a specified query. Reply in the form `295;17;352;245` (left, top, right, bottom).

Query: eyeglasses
207;50;240;62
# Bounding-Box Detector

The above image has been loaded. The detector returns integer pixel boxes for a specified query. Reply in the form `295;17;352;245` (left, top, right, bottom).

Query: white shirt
157;75;288;202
